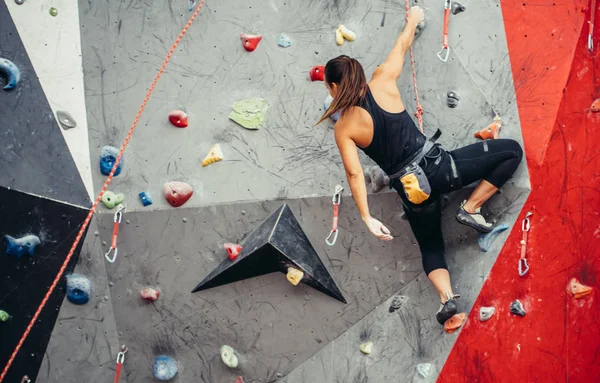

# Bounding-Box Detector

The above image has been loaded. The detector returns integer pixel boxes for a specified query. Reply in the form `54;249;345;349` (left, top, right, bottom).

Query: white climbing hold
220;345;239;368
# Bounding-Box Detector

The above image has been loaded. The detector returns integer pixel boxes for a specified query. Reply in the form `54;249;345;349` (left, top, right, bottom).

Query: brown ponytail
316;55;367;125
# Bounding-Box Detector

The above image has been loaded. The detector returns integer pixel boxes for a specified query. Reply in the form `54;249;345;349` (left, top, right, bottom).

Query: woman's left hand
363;216;393;241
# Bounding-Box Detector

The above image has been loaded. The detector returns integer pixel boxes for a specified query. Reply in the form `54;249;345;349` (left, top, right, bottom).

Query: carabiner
105;205;124;263
518;258;529;276
325;230;339;247
326;185;343;246
521;211;532;232
332;184;343;204
116;344;128;364
437;46;450;62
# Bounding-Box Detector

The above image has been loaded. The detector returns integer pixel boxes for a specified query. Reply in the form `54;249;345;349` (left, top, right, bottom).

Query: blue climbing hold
66;274;91;305
0;58;21;90
139;191;153;207
478;223;509;252
277;33;292;48
324;94;341;122
99;146;123;176
4;234;40;258
154;355;178;381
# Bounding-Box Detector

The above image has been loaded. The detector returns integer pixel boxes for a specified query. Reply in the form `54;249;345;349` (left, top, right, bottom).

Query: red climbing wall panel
439;1;600;382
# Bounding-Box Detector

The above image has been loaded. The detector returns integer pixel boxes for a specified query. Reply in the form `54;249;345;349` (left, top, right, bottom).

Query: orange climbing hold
591;98;600;112
444;313;466;334
567;278;593;298
240;34;262;52
475;117;502;140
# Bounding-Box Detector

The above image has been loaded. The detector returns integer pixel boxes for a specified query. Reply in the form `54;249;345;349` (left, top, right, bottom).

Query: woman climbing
317;6;523;325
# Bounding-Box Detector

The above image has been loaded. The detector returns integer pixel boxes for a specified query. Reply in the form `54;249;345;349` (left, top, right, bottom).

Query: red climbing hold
163;181;193;207
234;377;245;383
224;243;242;261
309;65;325;82
141;287;160;301
168;110;188;128
567;277;593;298
240;34;262;52
591;98;600;112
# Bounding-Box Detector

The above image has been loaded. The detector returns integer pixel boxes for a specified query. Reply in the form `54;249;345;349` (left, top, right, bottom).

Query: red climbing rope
0;1;206;381
405;0;424;133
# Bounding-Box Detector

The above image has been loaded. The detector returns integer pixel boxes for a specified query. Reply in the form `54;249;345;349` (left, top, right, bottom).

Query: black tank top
356;86;427;175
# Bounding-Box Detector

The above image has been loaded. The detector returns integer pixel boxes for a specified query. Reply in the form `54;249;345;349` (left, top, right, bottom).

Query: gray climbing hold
56;111;77;130
416;363;432;378
447;91;460;108
479;306;495;322
14;0;24;5
277;33;292;48
478;223;509;252
452;2;466;15
510;299;526;316
389;295;409;313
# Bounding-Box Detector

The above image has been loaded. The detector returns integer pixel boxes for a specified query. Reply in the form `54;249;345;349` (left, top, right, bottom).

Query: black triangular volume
0;186;89;382
192;203;347;304
0;2;91;207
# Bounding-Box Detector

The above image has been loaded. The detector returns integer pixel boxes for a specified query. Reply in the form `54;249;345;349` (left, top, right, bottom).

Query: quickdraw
113;345;128;383
325;185;343;246
437;0;452;62
589;0;597;51
105;205;124;263
518;212;532;276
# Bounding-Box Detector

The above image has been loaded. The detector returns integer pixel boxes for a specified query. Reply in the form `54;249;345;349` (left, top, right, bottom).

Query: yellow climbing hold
336;25;356;46
286;267;304;286
202;144;223;167
359;342;373;354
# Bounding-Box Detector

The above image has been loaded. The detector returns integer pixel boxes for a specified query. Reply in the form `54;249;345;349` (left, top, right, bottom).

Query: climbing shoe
456;201;493;233
436;294;460;325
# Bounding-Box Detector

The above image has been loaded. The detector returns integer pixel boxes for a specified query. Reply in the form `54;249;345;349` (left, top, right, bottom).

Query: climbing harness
437;0;452;62
405;0;425;132
113;345;128;383
326;185;343;246
589;0;597;51
518;212;532;276
105;205;125;263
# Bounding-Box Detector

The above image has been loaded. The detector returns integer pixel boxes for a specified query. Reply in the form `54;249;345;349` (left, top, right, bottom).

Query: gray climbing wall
36;0;530;382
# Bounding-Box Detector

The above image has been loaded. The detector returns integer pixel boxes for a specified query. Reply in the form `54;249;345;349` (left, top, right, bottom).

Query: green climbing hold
101;191;125;209
229;98;269;130
0;310;10;322
49;7;58;16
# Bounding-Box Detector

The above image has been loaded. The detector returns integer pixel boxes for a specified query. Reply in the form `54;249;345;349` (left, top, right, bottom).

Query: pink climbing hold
224;243;242;261
234;377;245;383
141;287;160;301
309;65;325;82
163;181;193;207
240;34;262;52
168;110;188;128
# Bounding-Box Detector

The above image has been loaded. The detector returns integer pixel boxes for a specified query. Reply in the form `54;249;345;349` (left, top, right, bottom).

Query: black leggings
397;139;523;275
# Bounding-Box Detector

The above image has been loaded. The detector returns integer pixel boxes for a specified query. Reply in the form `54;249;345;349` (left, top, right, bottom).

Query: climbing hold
14;0;24;4
277;33;292;48
0;58;21;91
591;98;600;112
416;363;433;378
447;91;460;108
444;313;466;334
49;7;58;16
510;299;526;316
153;355;178;381
101;191;125;209
389;295;409;313
240;34;262;52
202;143;224;167
4;234;40;258
66;274;91;305
229;98;269;130
234;377;245;383
309;65;325;82
0;310;10;322
323;94;341;122
168;110;188;128
478;223;509;252
286;267;304;286
220;345;239;368
414;20;426;39
99;146;123;176
139;191;153;207
224;243;242;261
366;166;389;193
335;25;356;46
567;278;593;298
141;287;160;301
452;2;466;15
56;110;77;130
359;341;373;355
475;117;502;140
479;306;495;322
163;181;193;207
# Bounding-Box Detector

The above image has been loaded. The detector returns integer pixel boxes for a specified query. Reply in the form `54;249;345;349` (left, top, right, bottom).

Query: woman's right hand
408;6;425;25
363;216;393;241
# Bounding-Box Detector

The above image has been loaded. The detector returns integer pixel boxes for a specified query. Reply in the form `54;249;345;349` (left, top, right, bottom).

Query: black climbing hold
56;110;77;130
510;299;526;316
389;295;409;313
447;91;460;108
192;203;347;303
452;2;466;15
